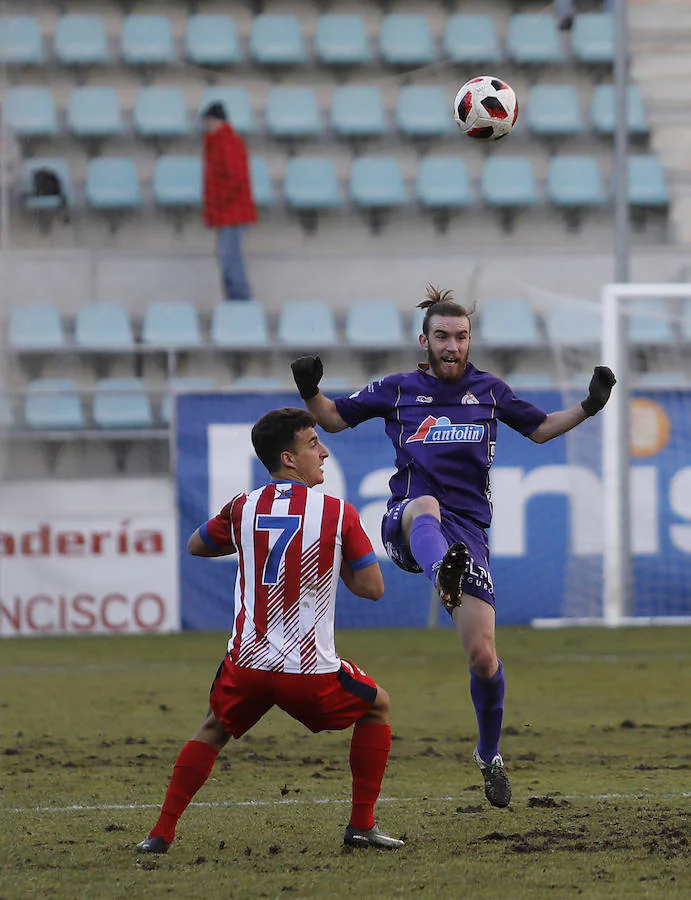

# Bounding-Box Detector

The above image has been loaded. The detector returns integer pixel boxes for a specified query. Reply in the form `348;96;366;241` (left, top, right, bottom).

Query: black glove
291;355;323;400
581;366;616;417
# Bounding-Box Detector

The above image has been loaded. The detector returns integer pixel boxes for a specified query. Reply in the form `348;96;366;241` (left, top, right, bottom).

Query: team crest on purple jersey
406;415;485;444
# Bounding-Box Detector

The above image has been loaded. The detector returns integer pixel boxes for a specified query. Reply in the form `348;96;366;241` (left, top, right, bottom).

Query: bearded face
420;314;471;381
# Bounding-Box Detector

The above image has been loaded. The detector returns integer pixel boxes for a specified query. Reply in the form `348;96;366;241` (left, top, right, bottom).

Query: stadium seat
571;13;615;65
627;298;674;345
93;378;153;429
527;85;584;137
379;15;435;67
232;376;284;391
86;158;141;212
249;15;306;67
396;86;454;138
184;15;241;66
636;370;688;388
24;379;85;430
199;87;255;135
121;15;176;68
0;396;14;430
249;157;276;208
75;302;134;349
481;158;539;230
133;87;188;138
346;301;405;349
330;86;386;139
478;299;541;349
67;87;123;138
548;156;607;227
505;372;556;389
161;377;214;426
54;15;110;67
153;156;202;207
349;157;407;233
628;155;669;208
142;301;202;347
211;301;269;349
443;15;500;65
20;158;73;216
507;14;566;65
9;303;65;351
590;84;649;137
682;298;691;344
277;301;338;349
0;16;44;66
266;87;321;139
314;15;371;67
544;302;602;347
5;87;58;138
411;307;425;341
284;157;342;232
416;156;473;232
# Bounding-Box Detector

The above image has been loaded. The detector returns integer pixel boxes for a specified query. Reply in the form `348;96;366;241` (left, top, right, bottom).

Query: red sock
348;722;392;831
150;740;219;844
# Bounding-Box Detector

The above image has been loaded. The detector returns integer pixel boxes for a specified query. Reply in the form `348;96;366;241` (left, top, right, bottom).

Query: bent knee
468;649;498;679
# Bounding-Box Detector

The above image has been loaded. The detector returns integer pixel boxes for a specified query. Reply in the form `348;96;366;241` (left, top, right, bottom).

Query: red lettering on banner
56;532;86;556
0;593;170;634
0;597;20;630
0;533;15;555
26;594;53;632
0;523;165;558
72;594;97;631
101;593;128;631
21;526;50;556
134;593;165;630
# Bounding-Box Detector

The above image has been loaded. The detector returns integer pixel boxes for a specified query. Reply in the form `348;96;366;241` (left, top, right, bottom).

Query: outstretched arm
291;355;349;433
530;366;616;444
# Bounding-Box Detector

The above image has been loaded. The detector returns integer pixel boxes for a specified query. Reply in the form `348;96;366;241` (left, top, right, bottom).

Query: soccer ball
453;76;518;141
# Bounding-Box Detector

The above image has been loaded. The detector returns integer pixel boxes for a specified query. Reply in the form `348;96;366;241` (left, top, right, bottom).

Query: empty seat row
5;83;649;143
19;154;669;218
0;13;615;70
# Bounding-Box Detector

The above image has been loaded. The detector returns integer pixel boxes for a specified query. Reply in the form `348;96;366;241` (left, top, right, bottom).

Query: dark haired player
291;286;616;808
137;408;404;853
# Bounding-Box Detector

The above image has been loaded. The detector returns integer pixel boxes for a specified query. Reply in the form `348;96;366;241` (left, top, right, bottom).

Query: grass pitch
1;627;689;899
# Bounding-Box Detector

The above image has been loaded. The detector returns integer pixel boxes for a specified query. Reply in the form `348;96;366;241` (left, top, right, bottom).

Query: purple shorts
381;500;496;609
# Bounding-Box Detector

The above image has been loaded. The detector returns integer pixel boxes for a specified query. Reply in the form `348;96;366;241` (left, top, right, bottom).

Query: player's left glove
581;366;616;417
291;355;323;400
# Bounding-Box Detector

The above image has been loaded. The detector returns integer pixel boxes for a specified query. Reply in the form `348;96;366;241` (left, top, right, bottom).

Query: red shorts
209;656;378;739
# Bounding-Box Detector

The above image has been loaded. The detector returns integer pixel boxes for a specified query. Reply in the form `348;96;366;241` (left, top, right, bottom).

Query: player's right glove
291;355;323;400
581;366;616;417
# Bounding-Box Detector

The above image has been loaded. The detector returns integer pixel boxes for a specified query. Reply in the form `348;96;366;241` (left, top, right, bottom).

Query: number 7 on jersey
255;515;302;585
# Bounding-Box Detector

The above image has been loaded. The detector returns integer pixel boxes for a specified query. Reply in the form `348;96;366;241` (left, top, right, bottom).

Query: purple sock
408;514;448;584
470;660;505;763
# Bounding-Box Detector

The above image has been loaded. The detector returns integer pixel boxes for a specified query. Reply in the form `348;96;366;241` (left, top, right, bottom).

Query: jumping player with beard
291;285;616;808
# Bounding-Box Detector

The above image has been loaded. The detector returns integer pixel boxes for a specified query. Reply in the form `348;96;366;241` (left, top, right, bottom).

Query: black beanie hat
202;102;227;121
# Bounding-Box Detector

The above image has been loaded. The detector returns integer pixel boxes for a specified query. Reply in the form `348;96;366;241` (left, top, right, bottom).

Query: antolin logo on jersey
407;416;484;444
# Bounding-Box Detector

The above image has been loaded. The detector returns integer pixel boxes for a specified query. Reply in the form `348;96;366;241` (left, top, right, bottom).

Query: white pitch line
4;792;691;814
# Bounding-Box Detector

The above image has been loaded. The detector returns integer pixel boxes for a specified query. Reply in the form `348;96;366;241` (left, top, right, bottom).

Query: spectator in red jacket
202;103;257;302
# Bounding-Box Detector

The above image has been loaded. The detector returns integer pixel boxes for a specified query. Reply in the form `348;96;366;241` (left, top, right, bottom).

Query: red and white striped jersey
199;481;377;674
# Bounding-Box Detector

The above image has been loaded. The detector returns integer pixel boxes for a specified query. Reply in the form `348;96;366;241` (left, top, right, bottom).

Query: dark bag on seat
31;168;70;223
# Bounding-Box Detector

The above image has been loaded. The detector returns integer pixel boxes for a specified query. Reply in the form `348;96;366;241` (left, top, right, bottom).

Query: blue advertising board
176;390;691;629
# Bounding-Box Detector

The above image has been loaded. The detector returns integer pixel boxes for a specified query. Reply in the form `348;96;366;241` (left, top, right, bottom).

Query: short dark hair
417;284;474;337
201;102;227;122
251;407;317;474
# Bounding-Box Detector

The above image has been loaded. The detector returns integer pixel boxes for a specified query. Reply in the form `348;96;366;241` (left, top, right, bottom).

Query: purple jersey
334;363;547;528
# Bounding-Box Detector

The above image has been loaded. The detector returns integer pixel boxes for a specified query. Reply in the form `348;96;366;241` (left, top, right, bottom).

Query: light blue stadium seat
346;301;405;349
278;301;338;349
142;301;202;347
75;303;134;349
628;155;669;207
548;156;607;209
5;87;58;138
527;85;584;137
590;84;649;136
330;86;386;138
507;14;565;65
545;302;602;347
571;13;614;65
20;158;73;213
636;370;688;388
266;87;321;138
121;15;175;67
416;156;473;224
249;157;276;208
0;16;44;66
184;15;241;66
443;14;500;65
627;298;673;345
211;301;269;349
411;307;425;341
199;87;255;135
25;379;85;430
54;15;110;67
314;14;371;66
86;158;141;210
153;156;201;207
349;157;407;209
478;299;541;349
379;15;435;67
249;15;306;67
506;372;556;389
161;377;214;426
9;303;65;351
284;157;342;211
396;86;454;138
133;87;188;138
682;298;691;343
0;396;14;430
67;87;123;138
482;158;539;208
93;378;153;429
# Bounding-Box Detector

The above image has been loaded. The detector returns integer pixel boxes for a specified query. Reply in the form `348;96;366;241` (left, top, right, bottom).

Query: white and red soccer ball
453;76;518;141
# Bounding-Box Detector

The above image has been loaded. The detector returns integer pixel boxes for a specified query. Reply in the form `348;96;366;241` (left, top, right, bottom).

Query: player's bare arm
291;355;349;433
187;530;236;558
530;365;616;444
340;559;385;601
